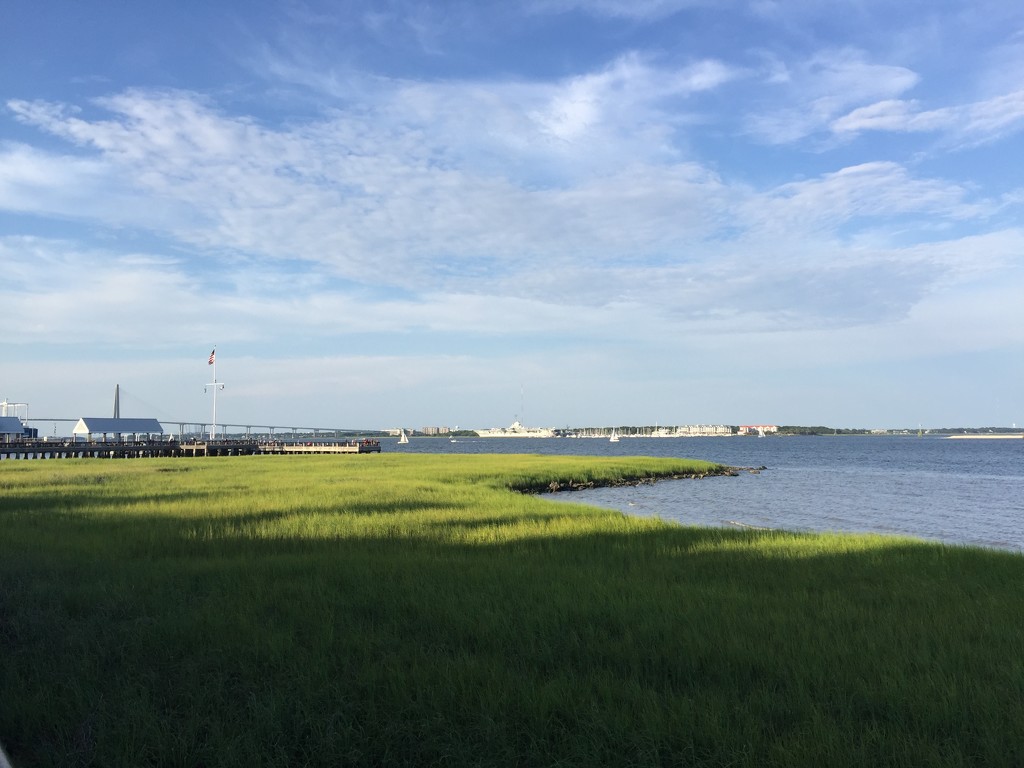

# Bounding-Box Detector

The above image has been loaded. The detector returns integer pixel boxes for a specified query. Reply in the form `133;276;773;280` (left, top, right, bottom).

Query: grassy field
2;453;1023;767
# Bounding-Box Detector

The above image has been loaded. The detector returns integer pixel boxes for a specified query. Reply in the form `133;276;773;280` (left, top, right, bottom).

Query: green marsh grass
2;454;1023;767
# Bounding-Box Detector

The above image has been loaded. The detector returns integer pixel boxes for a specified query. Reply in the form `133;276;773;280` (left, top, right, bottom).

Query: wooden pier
254;440;382;456
0;438;381;461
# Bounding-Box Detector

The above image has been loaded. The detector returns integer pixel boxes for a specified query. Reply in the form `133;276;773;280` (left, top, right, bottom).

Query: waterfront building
737;424;778;436
72;417;164;442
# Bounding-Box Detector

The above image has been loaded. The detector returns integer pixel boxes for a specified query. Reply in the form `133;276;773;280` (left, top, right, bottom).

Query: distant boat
609;429;619;443
475;421;556;438
398;429;409;444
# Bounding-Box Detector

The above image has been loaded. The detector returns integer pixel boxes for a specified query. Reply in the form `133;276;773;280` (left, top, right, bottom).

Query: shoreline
945;434;1024;440
532;464;764;493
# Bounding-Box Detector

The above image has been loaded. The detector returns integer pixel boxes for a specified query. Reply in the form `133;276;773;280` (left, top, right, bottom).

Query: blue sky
2;0;1024;431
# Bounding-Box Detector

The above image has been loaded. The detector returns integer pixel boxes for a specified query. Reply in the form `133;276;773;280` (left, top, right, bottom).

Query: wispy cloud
4;32;1021;409
745;48;919;144
3;57;742;296
831;90;1024;147
527;0;716;21
1;83;1002;350
527;54;735;144
748;162;991;231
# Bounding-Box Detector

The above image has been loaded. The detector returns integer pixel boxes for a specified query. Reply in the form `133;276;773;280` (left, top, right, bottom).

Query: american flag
208;349;216;365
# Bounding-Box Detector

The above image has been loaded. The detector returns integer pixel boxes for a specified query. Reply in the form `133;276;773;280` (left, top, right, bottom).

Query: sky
2;0;1024;432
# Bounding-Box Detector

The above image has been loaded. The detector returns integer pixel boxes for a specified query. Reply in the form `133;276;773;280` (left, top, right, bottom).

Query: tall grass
2;455;1023;767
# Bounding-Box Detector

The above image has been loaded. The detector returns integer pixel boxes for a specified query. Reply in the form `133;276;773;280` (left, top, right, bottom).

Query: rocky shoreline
528;465;767;494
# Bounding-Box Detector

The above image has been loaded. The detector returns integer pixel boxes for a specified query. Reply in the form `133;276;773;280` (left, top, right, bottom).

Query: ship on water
474;420;556;438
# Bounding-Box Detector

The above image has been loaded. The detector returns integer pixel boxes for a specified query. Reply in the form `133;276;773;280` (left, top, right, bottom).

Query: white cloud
746;48;919;144
0;234;625;349
0;58;1015;389
3;66;741;293
527;0;717;21
747;162;990;231
0;237;210;346
2;78;1007;351
832;90;1024;147
831;99;943;134
529;54;734;143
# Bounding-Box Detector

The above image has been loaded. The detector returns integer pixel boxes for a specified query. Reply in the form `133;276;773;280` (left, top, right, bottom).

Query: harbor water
392;435;1024;552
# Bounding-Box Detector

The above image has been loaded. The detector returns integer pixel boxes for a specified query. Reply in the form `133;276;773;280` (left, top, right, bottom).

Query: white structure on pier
72;417;164;441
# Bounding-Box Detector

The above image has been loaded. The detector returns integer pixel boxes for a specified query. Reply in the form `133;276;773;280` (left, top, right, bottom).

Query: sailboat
398;429;409;444
609;429;619;443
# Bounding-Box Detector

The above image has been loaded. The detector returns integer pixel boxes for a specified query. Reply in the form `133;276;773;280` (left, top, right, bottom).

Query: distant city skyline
6;402;1019;439
3;1;1023;429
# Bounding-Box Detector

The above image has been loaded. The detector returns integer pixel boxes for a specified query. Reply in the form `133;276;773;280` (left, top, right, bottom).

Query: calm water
392;435;1024;551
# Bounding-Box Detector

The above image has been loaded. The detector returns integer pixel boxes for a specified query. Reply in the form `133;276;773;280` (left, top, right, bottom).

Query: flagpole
205;347;224;441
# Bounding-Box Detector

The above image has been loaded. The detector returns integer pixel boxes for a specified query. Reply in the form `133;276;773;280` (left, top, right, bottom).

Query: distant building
674;424;732;436
420;426;451;436
737;425;778;436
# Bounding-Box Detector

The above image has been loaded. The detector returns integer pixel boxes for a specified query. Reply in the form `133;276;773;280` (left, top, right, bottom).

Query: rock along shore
530;465;767;494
